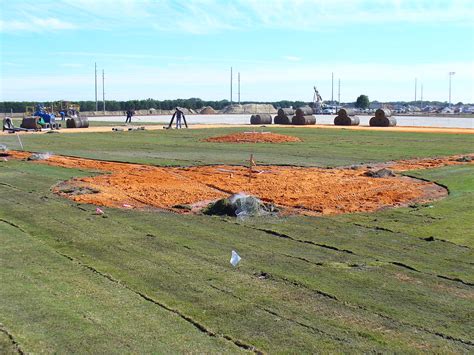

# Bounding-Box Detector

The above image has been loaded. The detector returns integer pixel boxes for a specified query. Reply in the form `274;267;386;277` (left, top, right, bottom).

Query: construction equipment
2;117;34;132
55;101;80;118
312;86;324;113
21;104;61;130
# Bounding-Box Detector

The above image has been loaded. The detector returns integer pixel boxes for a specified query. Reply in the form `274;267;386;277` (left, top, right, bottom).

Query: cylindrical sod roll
274;115;291;125
79;116;89;128
295;106;314;117
337;108;356;117
277;108;295;116
375;108;392;120
334;115;360;126
369;116;397;127
292;115;316;125
250;114;272;125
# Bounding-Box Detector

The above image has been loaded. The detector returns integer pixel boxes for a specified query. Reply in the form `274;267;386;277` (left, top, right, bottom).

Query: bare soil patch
203;132;301;143
7;151;473;215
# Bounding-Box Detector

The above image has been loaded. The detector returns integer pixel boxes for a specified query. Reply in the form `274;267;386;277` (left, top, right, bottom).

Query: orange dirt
6;151;473;215
203;132;301;143
387;155;473;171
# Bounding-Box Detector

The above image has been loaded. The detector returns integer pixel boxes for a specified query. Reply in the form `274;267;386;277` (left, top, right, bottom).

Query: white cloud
0;18;77;32
2;0;472;35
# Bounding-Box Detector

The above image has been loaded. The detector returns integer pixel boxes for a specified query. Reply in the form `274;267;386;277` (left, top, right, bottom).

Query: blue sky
1;0;473;103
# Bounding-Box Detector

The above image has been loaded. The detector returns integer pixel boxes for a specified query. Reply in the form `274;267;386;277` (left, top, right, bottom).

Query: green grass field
0;127;473;353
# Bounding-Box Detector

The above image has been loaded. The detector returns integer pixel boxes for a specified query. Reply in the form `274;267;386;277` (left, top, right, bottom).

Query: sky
1;0;473;103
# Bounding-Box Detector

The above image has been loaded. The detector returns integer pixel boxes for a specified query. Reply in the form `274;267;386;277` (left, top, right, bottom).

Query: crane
313;86;323;113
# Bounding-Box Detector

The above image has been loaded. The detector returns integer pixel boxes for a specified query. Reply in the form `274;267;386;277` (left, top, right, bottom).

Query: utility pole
414;78;417;103
102;69;105;113
238;72;241;104
95;63;98;111
230;67;233;105
338;78;341;109
448;72;455;106
420;84;423;109
331;72;334;104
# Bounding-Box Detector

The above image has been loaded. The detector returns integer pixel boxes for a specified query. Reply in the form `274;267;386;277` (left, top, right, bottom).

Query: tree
355;95;370;109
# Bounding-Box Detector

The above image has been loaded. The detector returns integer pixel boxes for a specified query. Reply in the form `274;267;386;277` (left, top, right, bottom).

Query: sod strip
0;221;246;353
1;161;473;351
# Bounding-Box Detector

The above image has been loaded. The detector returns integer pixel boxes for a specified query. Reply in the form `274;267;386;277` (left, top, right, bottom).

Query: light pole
448;72;455;106
331;72;334;104
414;78;417;103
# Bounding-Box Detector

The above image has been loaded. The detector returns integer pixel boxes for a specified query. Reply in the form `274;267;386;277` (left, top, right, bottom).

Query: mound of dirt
199;106;217;114
203;132;302;144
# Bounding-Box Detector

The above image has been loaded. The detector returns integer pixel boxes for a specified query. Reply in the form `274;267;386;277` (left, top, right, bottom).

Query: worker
125;109;134;124
172;107;185;129
60;111;66;120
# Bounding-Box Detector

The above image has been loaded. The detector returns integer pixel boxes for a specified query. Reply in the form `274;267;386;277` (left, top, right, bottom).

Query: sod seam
51;250;263;354
0;324;24;355
240;221;473;286
275;275;474;347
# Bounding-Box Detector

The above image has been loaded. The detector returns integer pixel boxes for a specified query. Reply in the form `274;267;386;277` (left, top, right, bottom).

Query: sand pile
203;132;302;143
7;151;473;215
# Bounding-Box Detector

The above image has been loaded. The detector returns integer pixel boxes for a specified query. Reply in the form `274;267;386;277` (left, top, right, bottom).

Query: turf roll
292;115;316;125
277;108;295;116
66;117;89;128
337;108;356;117
295;106;314;117
375;108;392;120
274;114;292;125
334;115;360;126
80;117;90;128
250;114;272;125
369;116;397;127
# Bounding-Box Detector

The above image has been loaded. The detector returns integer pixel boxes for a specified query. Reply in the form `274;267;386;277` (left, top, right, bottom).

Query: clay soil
203;132;301;143
7;151;473;215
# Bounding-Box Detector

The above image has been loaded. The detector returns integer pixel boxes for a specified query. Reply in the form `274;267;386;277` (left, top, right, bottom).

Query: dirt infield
203;132;302;143
6;151;473;215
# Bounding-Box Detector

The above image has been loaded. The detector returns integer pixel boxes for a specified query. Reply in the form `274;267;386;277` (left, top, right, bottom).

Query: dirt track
6;151;473;215
1;123;473;135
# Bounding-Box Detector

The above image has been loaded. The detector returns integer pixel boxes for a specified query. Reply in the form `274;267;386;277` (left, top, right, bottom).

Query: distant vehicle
322;108;336;114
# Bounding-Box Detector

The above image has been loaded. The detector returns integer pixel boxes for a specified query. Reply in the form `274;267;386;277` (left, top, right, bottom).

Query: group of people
125;107;186;129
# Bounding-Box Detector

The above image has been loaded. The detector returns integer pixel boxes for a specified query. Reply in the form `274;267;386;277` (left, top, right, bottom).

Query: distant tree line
1;97;466;114
1;98;308;113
